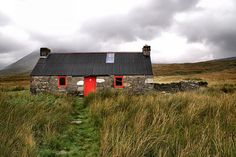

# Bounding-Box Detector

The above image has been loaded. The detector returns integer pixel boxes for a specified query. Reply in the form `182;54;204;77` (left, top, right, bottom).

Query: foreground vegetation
87;88;236;157
0;91;73;156
0;90;99;156
0;59;235;156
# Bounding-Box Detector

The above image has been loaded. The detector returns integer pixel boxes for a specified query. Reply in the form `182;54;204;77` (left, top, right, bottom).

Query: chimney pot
142;45;151;56
40;47;51;58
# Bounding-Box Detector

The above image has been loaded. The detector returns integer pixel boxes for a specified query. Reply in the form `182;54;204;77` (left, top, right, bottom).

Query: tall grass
88;89;236;157
0;91;74;157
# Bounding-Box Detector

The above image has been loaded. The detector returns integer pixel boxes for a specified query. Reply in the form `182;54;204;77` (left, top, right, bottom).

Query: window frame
58;76;67;88
114;76;124;88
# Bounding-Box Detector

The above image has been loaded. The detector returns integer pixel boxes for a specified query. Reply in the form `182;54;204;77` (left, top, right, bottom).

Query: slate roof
30;52;153;76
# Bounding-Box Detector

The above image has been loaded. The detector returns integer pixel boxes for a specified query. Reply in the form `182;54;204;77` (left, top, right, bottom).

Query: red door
84;76;96;96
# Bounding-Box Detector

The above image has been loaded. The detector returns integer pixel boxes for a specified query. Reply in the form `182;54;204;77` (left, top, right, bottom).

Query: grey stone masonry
30;75;154;94
124;76;154;93
154;81;208;93
30;76;83;94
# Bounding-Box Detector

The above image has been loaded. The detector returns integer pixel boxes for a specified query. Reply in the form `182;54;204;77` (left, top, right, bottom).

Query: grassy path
72;98;100;156
39;98;100;157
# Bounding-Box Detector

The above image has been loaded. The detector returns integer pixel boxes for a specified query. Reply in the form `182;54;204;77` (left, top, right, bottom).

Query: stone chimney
40;47;51;58
142;45;151;56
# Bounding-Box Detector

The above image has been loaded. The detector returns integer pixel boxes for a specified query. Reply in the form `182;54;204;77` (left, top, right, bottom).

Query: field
0;76;99;156
0;59;236;157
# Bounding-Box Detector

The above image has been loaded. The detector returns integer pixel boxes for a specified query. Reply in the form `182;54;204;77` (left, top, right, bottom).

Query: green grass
39;98;100;157
0;91;74;156
0;90;100;157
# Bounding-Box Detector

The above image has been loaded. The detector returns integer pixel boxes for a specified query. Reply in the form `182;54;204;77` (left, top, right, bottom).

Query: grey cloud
0;33;28;53
28;0;200;52
176;4;236;58
29;32;102;52
80;0;199;42
8;0;235;66
0;12;25;54
0;11;10;26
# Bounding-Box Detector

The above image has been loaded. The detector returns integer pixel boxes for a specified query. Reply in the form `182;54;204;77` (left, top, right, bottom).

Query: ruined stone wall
30;75;154;94
154;81;208;93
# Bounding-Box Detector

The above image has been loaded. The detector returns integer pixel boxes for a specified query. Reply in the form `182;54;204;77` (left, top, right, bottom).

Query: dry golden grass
88;89;236;157
154;69;236;85
0;74;30;91
153;60;236;87
152;60;236;76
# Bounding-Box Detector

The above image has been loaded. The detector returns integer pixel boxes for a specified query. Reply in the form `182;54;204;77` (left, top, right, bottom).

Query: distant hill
0;51;39;76
213;56;236;61
153;57;236;76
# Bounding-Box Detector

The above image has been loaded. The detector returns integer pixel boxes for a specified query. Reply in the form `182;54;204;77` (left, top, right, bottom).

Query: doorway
84;76;96;96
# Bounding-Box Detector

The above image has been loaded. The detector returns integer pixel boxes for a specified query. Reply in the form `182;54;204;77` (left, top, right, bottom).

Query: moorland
0;58;235;157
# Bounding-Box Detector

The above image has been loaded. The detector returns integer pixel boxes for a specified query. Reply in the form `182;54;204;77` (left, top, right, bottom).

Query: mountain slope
0;51;39;76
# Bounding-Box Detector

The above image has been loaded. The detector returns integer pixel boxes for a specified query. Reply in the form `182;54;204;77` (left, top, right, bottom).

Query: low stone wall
154;81;208;92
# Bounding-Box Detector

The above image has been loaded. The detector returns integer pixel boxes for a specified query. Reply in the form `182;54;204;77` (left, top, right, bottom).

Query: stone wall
66;76;84;94
30;76;56;94
96;75;154;94
154;81;208;92
96;76;113;90
124;76;154;93
30;75;154;94
30;76;83;94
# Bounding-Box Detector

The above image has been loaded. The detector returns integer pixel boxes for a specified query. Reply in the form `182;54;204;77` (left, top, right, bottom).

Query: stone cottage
30;45;153;96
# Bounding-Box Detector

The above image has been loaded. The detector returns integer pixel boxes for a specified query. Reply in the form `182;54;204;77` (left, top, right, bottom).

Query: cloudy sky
0;0;236;69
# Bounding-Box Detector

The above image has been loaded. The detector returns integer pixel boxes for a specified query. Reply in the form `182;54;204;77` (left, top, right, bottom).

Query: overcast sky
0;0;236;69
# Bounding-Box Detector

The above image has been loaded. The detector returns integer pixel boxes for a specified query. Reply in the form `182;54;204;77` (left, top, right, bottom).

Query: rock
198;81;208;87
57;150;68;155
71;120;82;125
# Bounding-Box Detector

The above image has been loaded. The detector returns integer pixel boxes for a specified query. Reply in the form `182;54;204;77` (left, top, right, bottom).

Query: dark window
116;78;122;86
59;77;66;85
114;76;124;88
58;76;67;87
